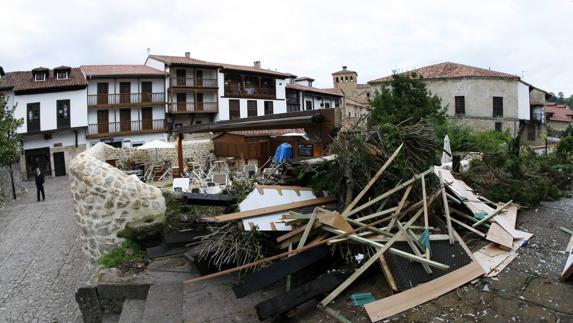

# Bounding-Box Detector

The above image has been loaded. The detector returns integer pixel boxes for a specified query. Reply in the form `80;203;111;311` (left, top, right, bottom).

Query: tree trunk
9;163;16;200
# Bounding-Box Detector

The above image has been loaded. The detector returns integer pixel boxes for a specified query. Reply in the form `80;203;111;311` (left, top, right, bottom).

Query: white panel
23;129;87;150
517;82;530;120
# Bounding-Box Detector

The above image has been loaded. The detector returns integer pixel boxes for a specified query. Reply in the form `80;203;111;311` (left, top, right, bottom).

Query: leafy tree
0;97;24;199
368;73;446;127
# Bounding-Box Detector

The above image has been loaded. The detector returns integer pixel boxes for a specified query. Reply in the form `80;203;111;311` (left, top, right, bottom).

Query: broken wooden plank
232;245;330;298
318;210;353;233
444;214;486;238
378;254;398;291
472;200;513;227
386;184;413;232
364;262;484;322
437;168;454;244
255;271;350;321
214;196;336;223
341;144;403;218
485;222;513;249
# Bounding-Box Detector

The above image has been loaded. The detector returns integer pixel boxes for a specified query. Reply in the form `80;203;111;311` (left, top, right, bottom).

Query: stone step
142;282;183;323
119;299;146;323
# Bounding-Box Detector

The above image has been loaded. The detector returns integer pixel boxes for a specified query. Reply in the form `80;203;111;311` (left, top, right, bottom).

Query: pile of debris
176;144;534;322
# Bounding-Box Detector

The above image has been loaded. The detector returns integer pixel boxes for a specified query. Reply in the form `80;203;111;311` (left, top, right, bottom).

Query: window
229;99;240;120
493;97;503;117
305;100;312;111
335;99;340;108
264;101;273;115
56;72;68;80
495;122;502;132
324;102;331;109
527;125;536;141
366;92;370;98
56;100;70;128
34;73;46;81
247;100;257;117
27;103;41;132
298;144;313;157
455;96;465;115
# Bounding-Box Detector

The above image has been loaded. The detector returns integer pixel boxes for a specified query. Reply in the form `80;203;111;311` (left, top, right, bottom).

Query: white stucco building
0;66;88;178
80;65;168;148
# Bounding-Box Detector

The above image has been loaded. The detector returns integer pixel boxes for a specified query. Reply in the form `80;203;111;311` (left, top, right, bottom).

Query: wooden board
232;245;330;298
364;262;484;322
473;232;533;277
318;211;353;233
213;196;336;223
562;235;573;282
486;222;513;249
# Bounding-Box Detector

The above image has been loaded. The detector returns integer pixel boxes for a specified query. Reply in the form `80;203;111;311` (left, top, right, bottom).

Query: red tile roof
81;65;165;78
369;62;519;83
545;102;573;123
286;83;343;97
148;54;292;78
0;67;87;94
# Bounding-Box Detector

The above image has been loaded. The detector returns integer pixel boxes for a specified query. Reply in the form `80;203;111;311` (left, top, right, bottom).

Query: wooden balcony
224;87;276;99
170;77;218;88
168;102;218;114
27;119;41;132
86;119;166;138
87;93;165;107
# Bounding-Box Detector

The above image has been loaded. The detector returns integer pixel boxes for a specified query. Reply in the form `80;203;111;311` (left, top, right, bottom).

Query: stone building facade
70;143;166;263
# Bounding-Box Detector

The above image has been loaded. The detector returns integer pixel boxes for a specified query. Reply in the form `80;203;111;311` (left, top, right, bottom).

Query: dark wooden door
97;110;109;134
97;83;109;105
120;82;131;103
141;107;153;130
176;93;187;112
24;147;51;178
120;109;131;132
196;70;203;87
141;82;152;102
196;92;204;112
53;152;66;177
176;69;186;86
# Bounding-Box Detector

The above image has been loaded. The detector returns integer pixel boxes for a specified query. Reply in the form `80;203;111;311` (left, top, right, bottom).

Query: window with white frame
34;73;46;81
56;71;69;80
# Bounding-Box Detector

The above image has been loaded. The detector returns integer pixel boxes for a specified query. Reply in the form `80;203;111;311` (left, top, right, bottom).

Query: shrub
100;240;145;268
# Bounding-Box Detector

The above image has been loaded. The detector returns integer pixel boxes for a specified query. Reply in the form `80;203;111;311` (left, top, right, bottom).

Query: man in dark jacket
34;168;45;201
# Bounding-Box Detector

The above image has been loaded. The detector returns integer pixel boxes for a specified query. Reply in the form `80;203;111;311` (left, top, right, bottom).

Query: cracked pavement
0;176;92;323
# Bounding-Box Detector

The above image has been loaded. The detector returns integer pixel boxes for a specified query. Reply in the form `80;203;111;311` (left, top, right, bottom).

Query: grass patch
100;240;145;268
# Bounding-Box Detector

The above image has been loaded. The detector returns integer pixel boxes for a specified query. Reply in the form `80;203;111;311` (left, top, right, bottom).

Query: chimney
254;61;261;69
185;52;190;58
342;66;347;71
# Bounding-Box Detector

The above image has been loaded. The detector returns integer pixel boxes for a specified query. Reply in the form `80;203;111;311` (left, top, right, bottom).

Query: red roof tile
286;84;343;97
81;65;165;78
545;102;573;123
148;54;291;78
369;62;519;83
0;67;87;94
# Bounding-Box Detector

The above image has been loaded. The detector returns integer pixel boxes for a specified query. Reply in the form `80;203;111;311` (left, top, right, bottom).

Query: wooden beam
378;254;398;291
386;185;413;232
364;262;484;322
341;144;403;218
296;209;318;249
213;196;336;223
445;214;486;238
348;168;433;217
176;134;184;178
437;169;454;244
472;200;513;227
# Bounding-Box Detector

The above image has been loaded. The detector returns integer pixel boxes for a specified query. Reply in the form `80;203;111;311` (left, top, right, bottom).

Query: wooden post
177;134;184;178
421;174;430;259
472;200;513;227
438;169;454;244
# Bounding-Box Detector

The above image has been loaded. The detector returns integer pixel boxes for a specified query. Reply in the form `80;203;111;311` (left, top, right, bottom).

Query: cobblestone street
0;176;92;323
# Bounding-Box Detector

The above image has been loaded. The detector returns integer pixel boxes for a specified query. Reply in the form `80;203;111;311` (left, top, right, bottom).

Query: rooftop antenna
146;48;151;55
521;70;526;79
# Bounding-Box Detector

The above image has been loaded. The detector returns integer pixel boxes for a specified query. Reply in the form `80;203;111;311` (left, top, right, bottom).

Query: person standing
34;168;45;201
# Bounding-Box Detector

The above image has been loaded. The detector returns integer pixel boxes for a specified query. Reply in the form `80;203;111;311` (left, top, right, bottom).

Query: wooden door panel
120;109;131;131
97;110;109;134
142;107;153;130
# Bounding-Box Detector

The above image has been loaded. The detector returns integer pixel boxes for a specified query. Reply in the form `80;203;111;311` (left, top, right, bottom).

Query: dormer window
56;71;68;80
35;73;46;81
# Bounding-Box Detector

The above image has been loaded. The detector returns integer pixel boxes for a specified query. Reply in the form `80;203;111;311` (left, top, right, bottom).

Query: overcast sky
1;0;572;94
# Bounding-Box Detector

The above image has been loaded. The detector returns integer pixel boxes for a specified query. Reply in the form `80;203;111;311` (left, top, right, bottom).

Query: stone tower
332;66;358;97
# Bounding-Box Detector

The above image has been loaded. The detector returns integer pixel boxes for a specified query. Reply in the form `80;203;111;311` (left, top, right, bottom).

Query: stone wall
70;143;166;263
103;139;214;168
0;164;25;207
452;117;520;137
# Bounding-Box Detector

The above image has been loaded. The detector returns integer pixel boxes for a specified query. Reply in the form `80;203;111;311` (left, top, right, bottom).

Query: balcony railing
87;119;166;137
170;77;218;88
168;102;218;113
27;119;41;132
224;87;276;99
87;93;165;107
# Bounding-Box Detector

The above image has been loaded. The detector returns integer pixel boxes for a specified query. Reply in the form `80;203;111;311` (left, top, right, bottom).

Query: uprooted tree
0;97;24;200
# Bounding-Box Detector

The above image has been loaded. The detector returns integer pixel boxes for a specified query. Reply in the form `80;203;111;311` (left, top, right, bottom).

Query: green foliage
0;98;24;165
368;73;446;127
557;136;573;160
435;120;511;153
100;240;145;268
163;191;226;230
